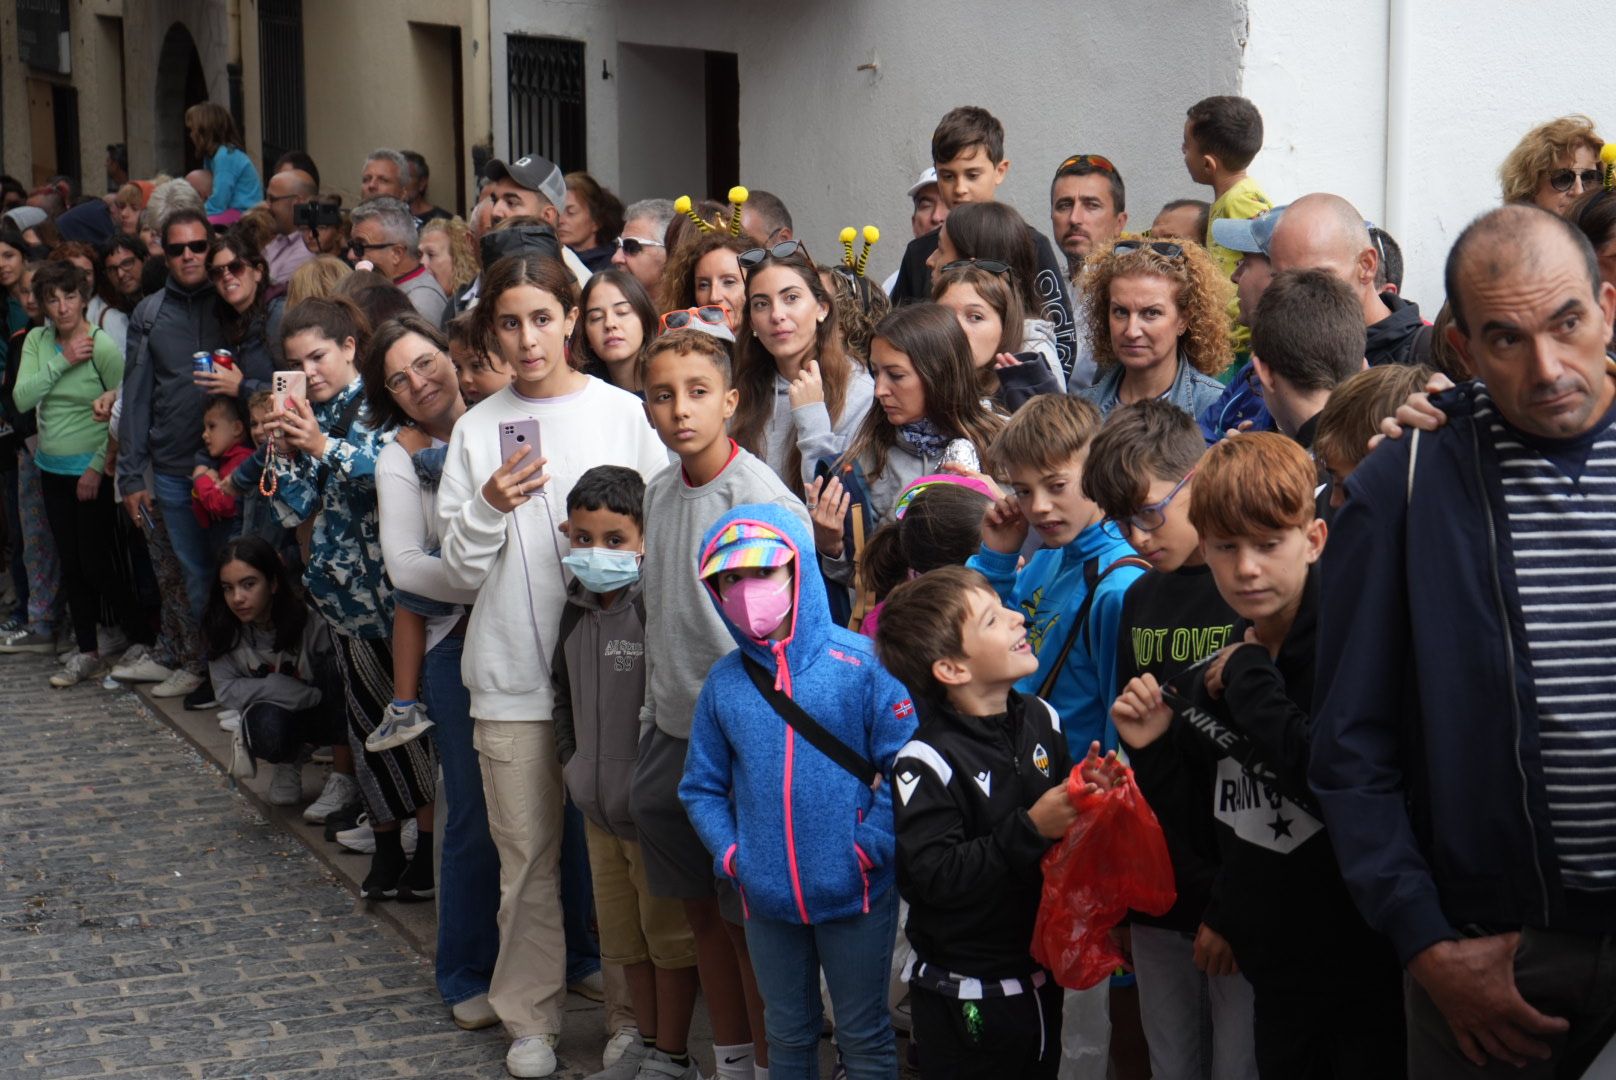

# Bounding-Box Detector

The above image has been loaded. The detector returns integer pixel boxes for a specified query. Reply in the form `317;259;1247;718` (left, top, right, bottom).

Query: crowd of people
1;92;1613;1080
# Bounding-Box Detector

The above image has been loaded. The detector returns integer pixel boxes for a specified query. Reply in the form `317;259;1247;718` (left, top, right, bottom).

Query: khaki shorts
585;818;698;969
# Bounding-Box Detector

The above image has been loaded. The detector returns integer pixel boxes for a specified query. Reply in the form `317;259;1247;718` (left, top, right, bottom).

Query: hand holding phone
485;418;548;514
271;371;308;414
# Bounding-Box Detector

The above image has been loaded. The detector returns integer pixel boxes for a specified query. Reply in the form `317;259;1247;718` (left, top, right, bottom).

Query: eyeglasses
384;350;444;395
615;236;666;256
1055;153;1118;176
164;240;209;258
1112;469;1196;535
940;258;1011;276
1113;240;1184;259
738;240;810;269
106;256;140;275
345;239;401;257
207;258;249;281
660;306;730;332
1549;168;1602;194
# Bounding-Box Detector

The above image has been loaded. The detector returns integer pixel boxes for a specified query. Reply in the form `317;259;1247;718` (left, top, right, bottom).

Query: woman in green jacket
13;260;144;687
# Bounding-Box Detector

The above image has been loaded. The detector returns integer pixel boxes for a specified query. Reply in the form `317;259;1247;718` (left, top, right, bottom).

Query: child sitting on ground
680;502;917;1080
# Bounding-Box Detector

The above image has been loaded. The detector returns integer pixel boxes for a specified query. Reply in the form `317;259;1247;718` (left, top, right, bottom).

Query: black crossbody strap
1037;554;1152;701
742;655;880;788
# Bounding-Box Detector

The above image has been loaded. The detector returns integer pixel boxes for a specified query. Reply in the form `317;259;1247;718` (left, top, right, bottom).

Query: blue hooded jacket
679;503;918;925
969;520;1145;756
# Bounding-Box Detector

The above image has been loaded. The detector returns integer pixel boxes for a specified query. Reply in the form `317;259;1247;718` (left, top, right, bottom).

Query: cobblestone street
0;654;521;1078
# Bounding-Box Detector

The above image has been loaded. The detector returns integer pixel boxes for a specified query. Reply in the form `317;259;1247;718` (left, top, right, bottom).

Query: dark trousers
1407;928;1616;1079
1250;967;1406;1079
241;700;343;764
910;980;1063;1080
39;469;141;653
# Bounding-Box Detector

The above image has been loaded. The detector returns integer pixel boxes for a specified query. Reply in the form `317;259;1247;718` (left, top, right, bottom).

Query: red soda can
212;348;235;370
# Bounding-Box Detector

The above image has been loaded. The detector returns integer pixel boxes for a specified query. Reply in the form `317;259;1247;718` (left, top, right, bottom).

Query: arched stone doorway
154;22;209;176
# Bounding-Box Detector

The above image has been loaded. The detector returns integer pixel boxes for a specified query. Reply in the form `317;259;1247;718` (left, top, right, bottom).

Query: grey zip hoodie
553;576;648;838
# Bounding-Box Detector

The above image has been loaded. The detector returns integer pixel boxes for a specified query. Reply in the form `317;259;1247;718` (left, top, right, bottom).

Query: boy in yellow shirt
1182;95;1271;362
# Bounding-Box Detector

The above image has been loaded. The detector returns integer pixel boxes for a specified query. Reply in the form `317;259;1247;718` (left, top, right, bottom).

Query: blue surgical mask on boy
562;547;642;593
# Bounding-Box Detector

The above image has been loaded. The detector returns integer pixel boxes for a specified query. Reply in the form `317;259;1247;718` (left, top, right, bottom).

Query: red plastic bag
1030;764;1176;989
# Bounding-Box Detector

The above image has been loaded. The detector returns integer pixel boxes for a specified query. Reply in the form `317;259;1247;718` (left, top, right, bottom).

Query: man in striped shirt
1312;203;1616;1079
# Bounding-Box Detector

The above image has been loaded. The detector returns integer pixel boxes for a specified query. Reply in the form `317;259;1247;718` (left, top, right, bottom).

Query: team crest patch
1032;743;1050;777
893;699;914;719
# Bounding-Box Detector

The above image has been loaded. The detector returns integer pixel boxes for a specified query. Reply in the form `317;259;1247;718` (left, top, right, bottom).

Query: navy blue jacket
1310;383;1608;966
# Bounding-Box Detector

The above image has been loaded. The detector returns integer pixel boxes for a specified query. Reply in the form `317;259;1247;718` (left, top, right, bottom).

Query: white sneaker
269;762;303;806
601;1028;643;1070
569;970;606;1002
634;1048;701;1080
229;729;257;780
507;1034;559;1078
50;651;109;688
337;815;417;855
302;772;359;823
217;709;241;733
113;646;176;683
151;669;204;698
451;993;501;1031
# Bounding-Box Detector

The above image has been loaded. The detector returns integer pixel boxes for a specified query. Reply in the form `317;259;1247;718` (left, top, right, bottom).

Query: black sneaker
183;675;220;710
396;830;434;902
323;800;366;841
360;839;408;901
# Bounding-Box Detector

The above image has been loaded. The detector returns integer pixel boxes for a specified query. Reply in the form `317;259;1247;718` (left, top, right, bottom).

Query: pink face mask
721;574;793;639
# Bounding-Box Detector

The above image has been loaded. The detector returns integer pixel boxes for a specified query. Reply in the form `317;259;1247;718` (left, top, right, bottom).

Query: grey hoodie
208;617;336;715
553;576;648;838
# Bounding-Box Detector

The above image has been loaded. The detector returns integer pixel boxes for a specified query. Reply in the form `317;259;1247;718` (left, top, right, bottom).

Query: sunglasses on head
164;239;208;258
615;236;666;256
1549;168;1602;194
1113;240;1184;259
940;258;1012;277
1055;153;1118;176
738;240;810;269
207;258;249;281
660;305;730;332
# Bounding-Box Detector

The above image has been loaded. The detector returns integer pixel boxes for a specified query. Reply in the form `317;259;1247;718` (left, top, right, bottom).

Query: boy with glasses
1082;400;1255;1080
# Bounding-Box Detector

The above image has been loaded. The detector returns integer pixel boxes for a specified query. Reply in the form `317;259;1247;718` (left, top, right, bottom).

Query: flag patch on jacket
893;699;914;719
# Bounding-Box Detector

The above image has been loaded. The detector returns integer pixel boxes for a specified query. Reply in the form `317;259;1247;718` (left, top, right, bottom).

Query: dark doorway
50;84;80;190
703;51;739;195
155;22;209;175
258;0;306;171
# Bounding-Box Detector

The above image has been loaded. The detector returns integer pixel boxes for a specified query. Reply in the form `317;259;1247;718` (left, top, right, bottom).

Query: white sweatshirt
437;379;668;720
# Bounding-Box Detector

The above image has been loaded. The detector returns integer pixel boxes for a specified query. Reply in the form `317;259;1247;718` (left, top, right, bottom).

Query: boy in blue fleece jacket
679;503;916;1080
967;394;1146;757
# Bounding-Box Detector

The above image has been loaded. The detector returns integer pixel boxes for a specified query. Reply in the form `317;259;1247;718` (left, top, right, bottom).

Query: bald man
263;168;317;284
1268;193;1431;367
1314;205;1616;1077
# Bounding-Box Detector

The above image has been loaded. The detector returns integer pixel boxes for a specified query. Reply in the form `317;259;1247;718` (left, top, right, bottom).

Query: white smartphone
272;370;308;412
499;418;542;464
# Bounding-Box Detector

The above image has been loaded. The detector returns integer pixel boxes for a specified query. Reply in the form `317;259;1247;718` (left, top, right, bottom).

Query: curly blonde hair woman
1499;114;1604;217
419;216;480;297
1077;236;1232;418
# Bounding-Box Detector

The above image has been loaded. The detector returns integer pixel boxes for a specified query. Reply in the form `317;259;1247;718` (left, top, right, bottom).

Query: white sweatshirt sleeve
436;413;511;592
377;442;480;606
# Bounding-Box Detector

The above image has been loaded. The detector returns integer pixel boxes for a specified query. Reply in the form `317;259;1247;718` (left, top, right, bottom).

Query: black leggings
241;700;345;763
39;469;143;654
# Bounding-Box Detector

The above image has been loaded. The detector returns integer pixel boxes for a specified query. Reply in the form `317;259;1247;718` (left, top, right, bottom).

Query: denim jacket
1079;350;1227;420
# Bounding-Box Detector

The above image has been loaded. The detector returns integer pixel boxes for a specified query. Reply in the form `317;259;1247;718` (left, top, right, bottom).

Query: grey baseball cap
484;154;566;211
1211;203;1287;256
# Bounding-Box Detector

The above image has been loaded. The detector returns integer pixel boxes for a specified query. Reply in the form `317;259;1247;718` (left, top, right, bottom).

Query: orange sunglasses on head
660;305;731;332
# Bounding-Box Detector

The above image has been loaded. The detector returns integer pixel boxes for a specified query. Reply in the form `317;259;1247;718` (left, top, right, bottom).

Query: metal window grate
257;0;306;169
507;36;585;172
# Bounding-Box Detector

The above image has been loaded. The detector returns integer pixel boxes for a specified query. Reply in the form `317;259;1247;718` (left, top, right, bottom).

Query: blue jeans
151;471;216;624
744;888;899;1080
420;633;501;1005
563;798;602;984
